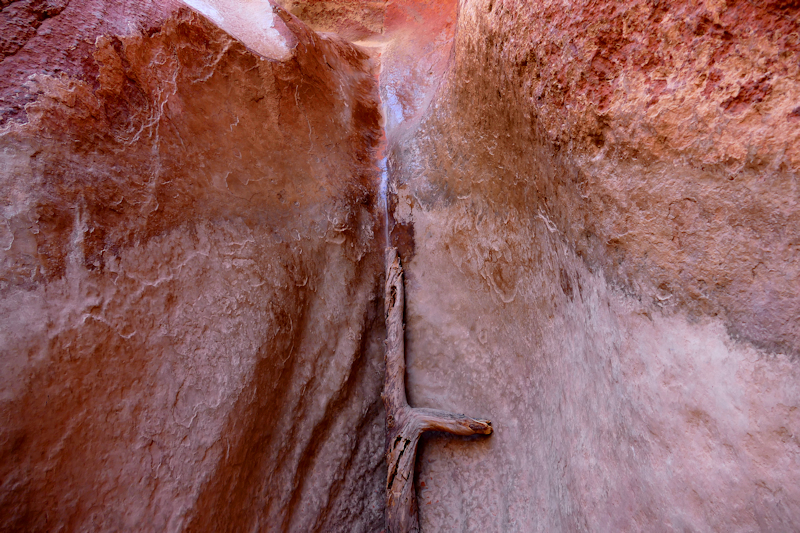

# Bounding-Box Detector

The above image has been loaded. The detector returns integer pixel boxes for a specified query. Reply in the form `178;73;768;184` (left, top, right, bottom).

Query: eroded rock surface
383;0;800;531
0;2;386;531
3;0;800;531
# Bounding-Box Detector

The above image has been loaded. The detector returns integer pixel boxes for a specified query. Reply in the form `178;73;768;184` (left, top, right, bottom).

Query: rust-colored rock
3;0;800;531
386;0;800;530
0;1;386;531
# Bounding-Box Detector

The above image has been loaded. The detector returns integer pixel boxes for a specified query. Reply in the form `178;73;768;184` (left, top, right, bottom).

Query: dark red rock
0;2;386;531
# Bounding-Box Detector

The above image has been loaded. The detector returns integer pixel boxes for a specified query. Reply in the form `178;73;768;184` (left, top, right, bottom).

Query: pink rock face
0;2;385;531
2;0;800;531
384;0;800;530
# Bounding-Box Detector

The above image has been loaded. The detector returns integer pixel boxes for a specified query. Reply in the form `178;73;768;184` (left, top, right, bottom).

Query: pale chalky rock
382;0;800;531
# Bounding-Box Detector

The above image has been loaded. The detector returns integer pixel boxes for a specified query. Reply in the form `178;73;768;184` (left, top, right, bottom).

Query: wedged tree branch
382;247;493;533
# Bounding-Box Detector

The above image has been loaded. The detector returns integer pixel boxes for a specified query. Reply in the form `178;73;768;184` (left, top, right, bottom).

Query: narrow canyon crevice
1;0;799;532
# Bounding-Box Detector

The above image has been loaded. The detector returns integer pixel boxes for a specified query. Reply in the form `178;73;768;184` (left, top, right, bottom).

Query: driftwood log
383;247;493;533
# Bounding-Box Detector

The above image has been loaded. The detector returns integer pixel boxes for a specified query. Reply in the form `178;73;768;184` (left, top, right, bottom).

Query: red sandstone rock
3;0;800;530
0;2;386;531
276;0;386;42
385;0;800;530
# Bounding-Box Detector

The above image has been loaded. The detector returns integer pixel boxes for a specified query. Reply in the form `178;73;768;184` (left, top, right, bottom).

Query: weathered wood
383;247;493;533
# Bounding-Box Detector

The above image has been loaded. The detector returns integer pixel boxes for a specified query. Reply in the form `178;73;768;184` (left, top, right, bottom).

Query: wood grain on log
383;247;493;533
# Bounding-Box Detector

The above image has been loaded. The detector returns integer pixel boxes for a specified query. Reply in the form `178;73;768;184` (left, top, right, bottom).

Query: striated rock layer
0;1;386;531
384;0;800;531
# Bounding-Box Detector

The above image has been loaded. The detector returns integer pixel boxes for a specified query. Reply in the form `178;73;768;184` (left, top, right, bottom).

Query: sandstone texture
384;0;800;531
0;1;386;531
2;0;800;531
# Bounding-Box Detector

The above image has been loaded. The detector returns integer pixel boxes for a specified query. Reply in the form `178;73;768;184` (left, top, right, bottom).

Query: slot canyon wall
1;0;800;532
384;0;800;531
0;1;386;531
